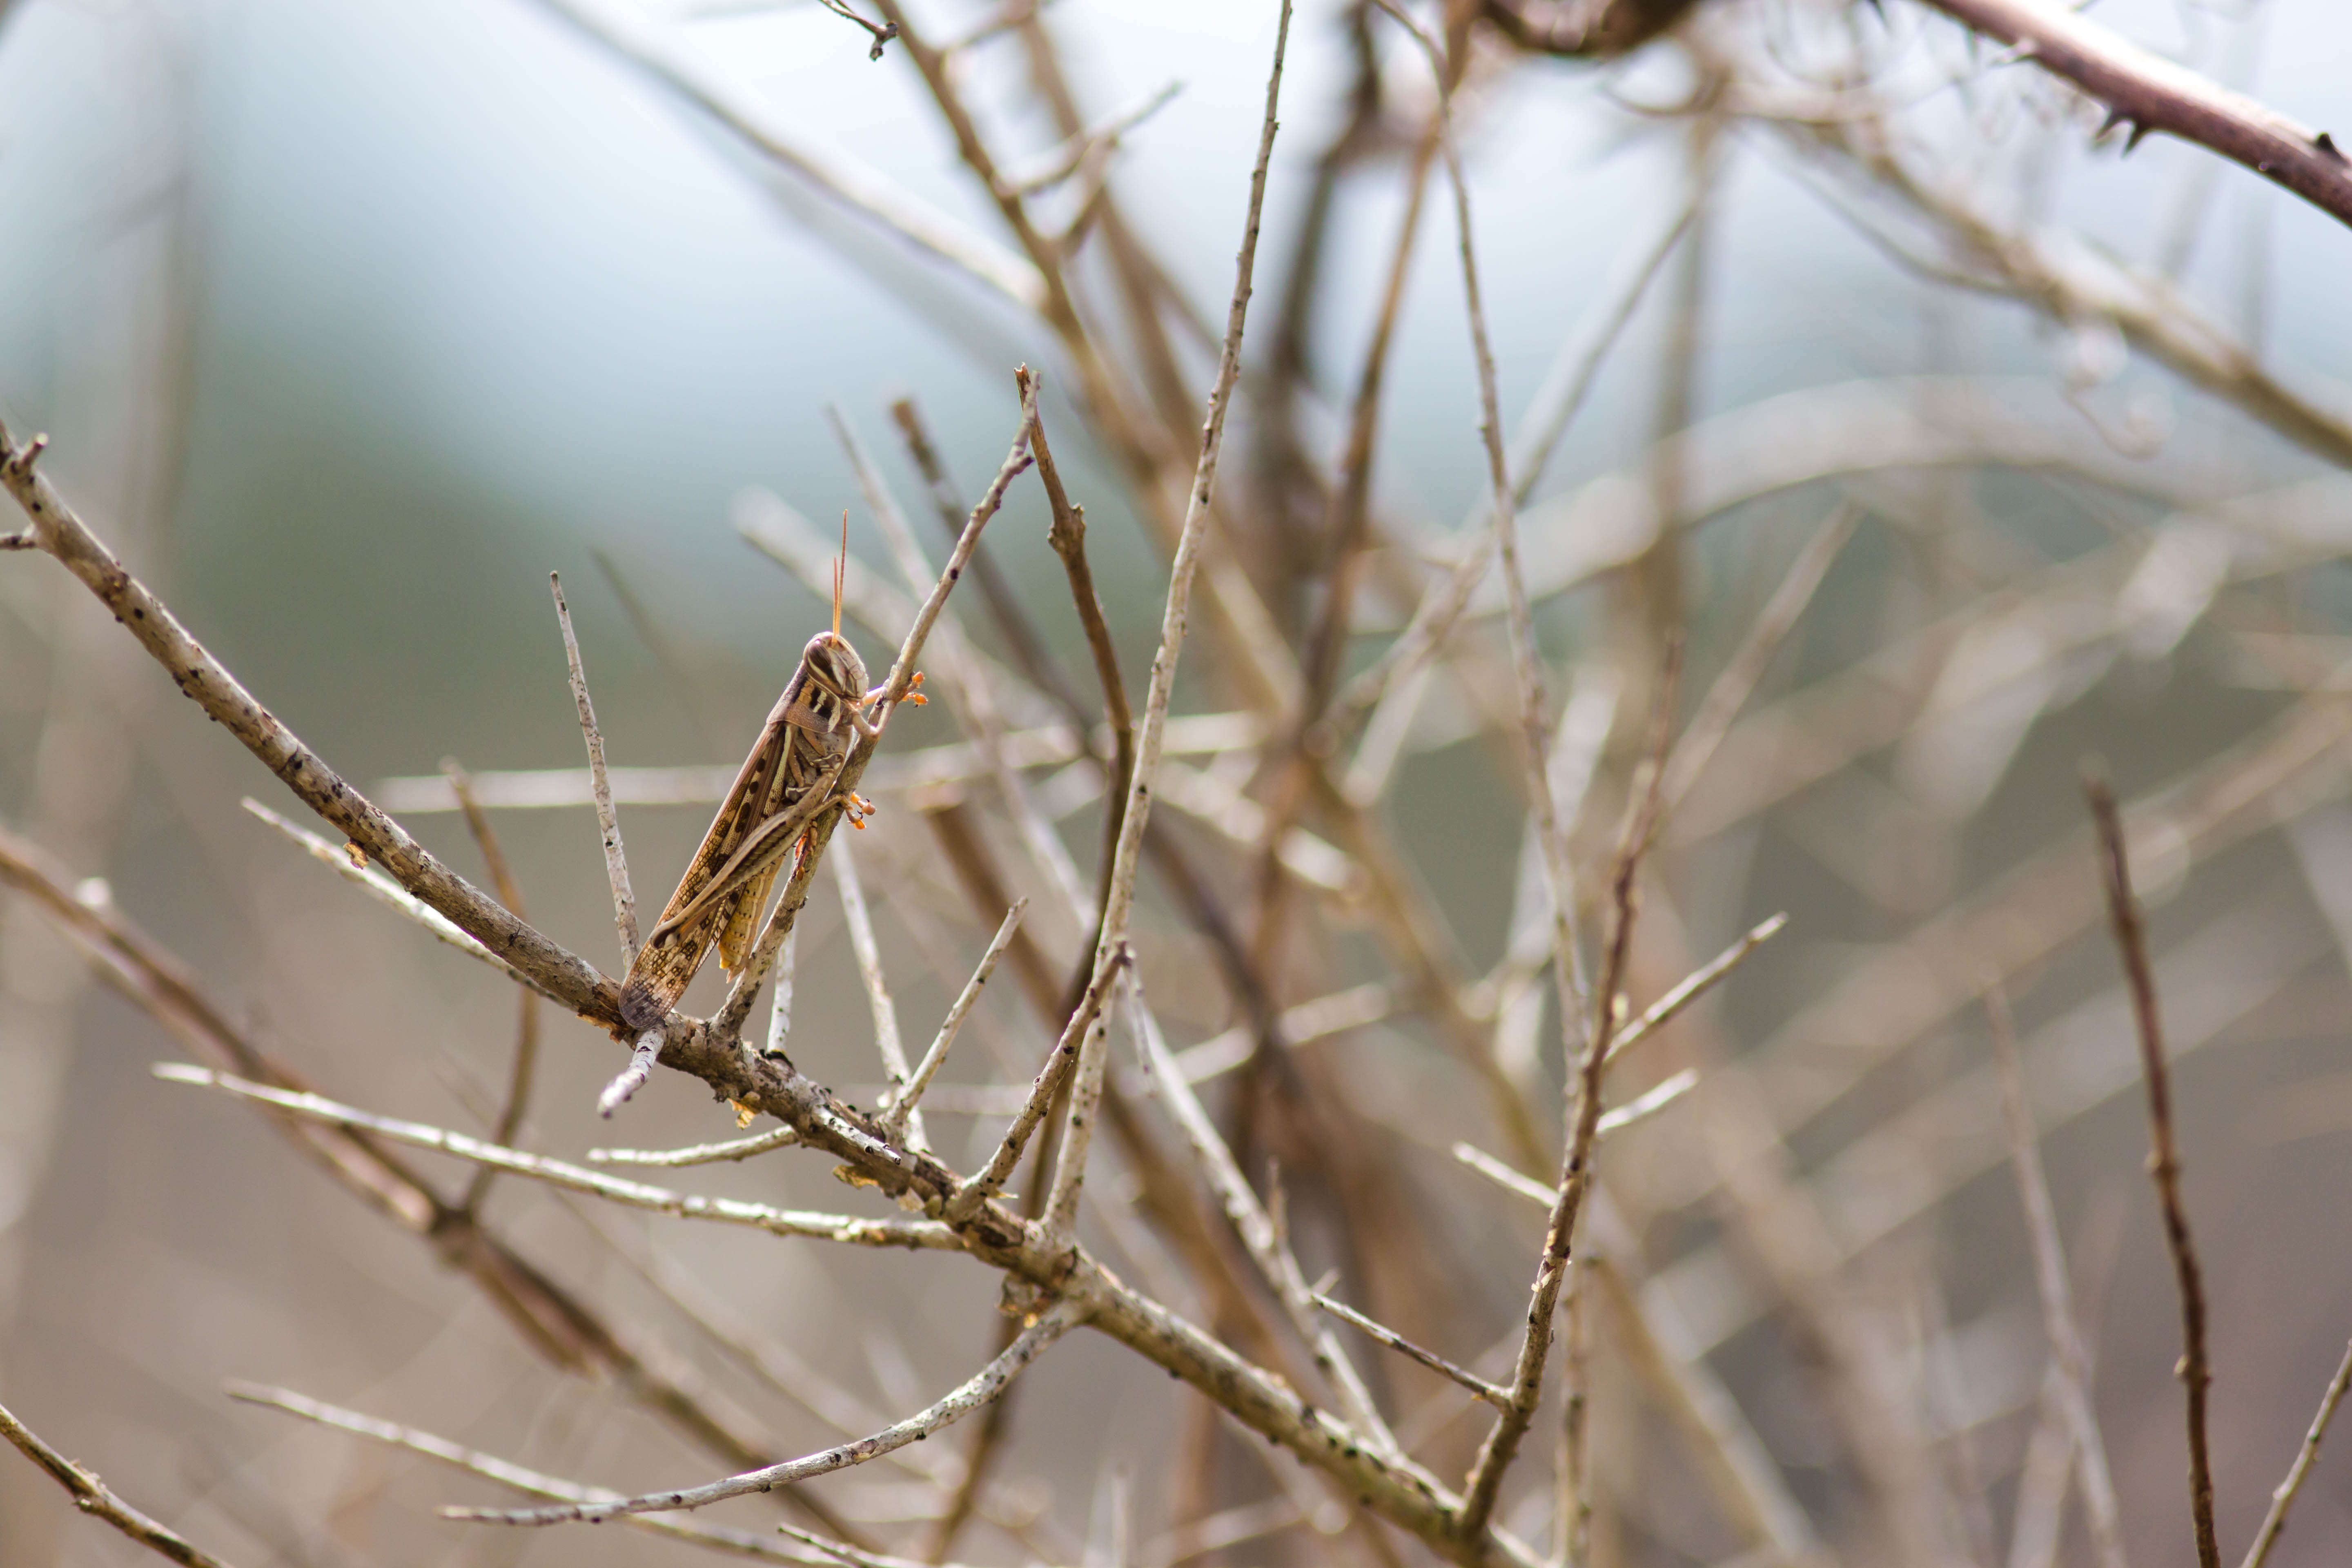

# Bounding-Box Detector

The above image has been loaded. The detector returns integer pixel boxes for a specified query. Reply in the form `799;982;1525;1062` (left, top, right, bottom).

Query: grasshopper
617;528;918;1036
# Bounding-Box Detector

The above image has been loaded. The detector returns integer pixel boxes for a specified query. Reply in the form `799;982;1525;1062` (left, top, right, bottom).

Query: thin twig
155;1065;953;1250
448;1299;1083;1526
0;1397;241;1568
240;799;543;996
224;1384;835;1566
832;840;922;1149
952;947;1131;1215
2239;1338;2352;1568
1313;1292;1510;1408
2087;773;2219;1568
1604;913;1787;1065
815;0;898;60
1659;503;1862;815
831;399;1087;921
886;392;1082;720
599;1030;666;1118
1025;366;1136;913
531;0;1042;310
886;899;1025;1142
1449;1146;1826;1565
551;570;640;964
1128;978;1412;1467
1985;984;2128;1568
590;1126;801;1167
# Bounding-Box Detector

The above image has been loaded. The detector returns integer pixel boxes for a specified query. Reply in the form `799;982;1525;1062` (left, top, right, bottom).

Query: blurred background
6;0;2352;1563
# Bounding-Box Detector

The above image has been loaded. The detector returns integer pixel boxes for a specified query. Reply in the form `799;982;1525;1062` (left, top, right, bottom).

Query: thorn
6;432;47;475
2125;120;2152;155
2098;108;2128;140
2319;130;2343;159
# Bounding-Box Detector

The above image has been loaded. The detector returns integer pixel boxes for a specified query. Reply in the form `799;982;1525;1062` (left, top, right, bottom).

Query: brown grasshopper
616;528;918;1036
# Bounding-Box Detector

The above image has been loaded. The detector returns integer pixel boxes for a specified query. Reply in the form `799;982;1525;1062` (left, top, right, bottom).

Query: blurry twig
444;758;543;1216
1777;114;2352;472
1985;984;2128;1568
2087;774;2219;1568
530;0;1043;310
2239;1339;2352;1568
884;899;1024;1143
449;1300;1083;1527
1659;503;1861;816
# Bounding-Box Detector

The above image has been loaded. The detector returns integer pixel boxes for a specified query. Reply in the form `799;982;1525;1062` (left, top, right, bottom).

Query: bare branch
832;840;922;1149
0;1397;241;1568
2087;773;2219;1568
156;1065;954;1250
1915;0;2352;232
449;1299;1083;1526
225;1384;837;1565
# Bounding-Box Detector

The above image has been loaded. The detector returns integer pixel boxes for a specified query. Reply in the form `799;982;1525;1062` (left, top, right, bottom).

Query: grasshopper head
801;630;870;708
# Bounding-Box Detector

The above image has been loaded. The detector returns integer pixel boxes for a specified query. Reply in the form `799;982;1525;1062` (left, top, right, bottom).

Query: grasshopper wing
617;689;801;1033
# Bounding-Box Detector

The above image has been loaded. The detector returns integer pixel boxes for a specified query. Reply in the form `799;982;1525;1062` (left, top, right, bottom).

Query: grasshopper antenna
833;510;846;639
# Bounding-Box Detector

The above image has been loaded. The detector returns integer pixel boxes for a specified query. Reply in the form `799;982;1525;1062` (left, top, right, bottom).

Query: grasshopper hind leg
717;859;785;974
